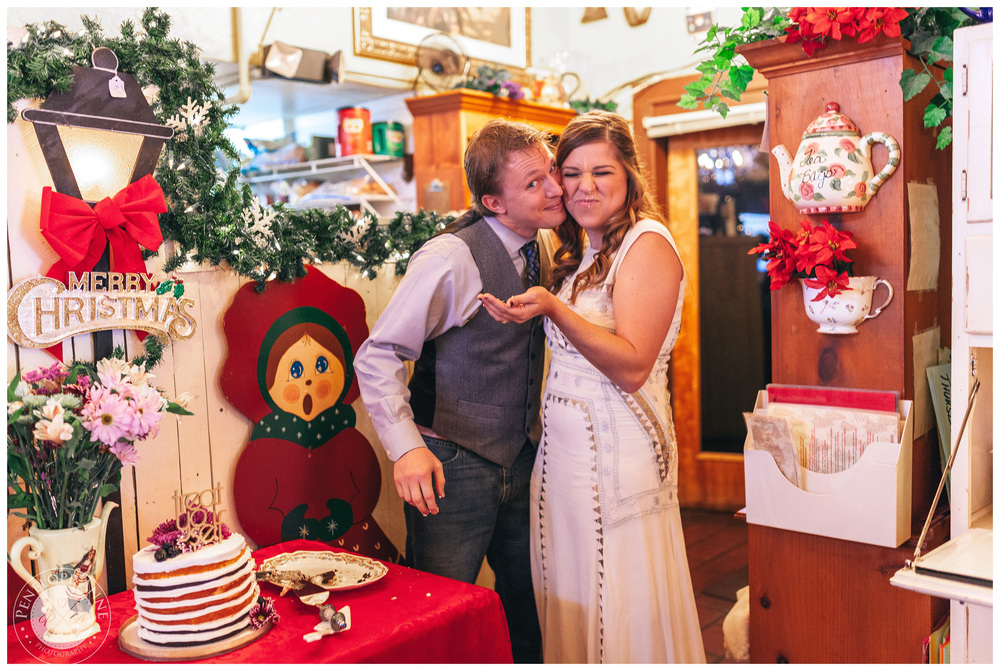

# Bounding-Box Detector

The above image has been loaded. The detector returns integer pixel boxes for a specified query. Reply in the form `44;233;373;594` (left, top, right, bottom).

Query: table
8;540;513;664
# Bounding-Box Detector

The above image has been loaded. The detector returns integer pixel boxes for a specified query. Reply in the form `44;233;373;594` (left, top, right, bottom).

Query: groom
355;118;564;663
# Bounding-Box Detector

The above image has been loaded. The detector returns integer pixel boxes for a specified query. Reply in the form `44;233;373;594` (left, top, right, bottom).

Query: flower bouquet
7;353;193;530
748;219;857;301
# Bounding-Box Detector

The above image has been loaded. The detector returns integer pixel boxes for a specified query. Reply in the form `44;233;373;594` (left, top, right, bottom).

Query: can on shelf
337;106;372;156
372;121;405;157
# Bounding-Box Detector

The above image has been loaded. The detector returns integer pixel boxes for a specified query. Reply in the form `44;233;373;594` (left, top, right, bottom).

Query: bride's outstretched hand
478;287;551;324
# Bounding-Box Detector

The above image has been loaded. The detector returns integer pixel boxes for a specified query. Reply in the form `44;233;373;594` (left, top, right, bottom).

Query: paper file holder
744;391;913;548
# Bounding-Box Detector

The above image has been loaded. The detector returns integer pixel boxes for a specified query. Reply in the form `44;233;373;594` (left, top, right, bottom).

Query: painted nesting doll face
267;333;345;421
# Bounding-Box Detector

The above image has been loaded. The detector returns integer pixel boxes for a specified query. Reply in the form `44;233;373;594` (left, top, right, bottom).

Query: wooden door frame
633;75;767;511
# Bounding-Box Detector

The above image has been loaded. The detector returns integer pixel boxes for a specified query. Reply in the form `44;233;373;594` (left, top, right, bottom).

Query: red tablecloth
8;540;513;664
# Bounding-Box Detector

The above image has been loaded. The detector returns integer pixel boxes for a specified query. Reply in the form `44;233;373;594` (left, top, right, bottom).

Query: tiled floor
680;508;749;664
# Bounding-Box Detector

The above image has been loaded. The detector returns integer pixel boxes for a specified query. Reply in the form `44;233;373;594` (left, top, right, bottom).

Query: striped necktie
521;240;540;287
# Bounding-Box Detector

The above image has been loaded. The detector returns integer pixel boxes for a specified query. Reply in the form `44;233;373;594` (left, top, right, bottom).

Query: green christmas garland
7;8;451;293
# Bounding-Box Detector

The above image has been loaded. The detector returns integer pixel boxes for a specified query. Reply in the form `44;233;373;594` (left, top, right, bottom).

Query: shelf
240;155;405;215
241;155;402;183
890;528;993;607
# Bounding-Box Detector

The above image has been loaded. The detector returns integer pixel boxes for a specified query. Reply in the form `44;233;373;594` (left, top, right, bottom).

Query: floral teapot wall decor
772;102;901;214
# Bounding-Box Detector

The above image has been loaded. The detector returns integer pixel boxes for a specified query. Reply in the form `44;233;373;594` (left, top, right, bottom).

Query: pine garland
7;8;452;293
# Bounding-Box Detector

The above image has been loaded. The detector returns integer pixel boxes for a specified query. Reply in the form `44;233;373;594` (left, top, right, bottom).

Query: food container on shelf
337;107;372;156
372;121;405;157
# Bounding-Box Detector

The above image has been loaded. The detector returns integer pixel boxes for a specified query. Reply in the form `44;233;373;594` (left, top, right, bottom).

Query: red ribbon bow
41;173;166;280
39;173;167;360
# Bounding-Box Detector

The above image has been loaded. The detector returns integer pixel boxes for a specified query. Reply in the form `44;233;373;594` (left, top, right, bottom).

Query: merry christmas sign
7;271;196;349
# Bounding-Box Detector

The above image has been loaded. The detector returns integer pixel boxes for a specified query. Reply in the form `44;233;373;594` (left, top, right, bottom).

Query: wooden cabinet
405;89;577;212
889;23;993;665
947;23;993;664
739;34;952;663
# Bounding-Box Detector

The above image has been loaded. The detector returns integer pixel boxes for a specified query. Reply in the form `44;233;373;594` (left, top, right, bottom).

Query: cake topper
147;482;232;560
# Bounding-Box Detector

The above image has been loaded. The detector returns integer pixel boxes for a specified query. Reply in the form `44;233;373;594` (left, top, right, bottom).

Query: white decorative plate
259;551;388;592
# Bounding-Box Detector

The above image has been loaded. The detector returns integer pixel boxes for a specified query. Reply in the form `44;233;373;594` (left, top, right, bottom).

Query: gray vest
408;217;546;467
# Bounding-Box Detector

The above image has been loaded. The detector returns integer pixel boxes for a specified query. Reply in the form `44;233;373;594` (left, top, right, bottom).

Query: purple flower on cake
147;518;185;548
147;512;232;551
249;596;280;630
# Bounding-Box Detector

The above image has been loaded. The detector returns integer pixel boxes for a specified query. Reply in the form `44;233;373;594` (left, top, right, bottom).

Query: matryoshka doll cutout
221;266;400;562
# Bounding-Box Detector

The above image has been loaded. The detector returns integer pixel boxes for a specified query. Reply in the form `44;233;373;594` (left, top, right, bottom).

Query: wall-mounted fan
414;32;469;93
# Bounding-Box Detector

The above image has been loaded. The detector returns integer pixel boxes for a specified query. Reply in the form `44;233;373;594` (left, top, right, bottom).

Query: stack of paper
744;384;902;479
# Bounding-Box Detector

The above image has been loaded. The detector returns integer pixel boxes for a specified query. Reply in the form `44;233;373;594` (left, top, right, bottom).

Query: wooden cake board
118;615;272;661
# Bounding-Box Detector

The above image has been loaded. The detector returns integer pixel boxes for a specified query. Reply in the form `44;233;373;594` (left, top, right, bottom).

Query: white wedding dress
530;220;706;663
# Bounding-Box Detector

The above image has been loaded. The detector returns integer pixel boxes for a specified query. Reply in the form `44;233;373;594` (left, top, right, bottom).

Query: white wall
530;6;746;116
8;7;748;122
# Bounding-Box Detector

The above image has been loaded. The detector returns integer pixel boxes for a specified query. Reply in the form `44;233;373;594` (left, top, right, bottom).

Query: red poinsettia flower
803;265;851;301
798;7;860;42
750;219;858;295
748;221;799;290
855;7;910;43
806;220;857;269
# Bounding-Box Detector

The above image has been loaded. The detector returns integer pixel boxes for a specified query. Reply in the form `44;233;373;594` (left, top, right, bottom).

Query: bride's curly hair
551;111;665;303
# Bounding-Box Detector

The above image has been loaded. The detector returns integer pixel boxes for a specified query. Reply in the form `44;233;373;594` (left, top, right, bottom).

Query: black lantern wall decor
20;46;174;362
21;46;174;203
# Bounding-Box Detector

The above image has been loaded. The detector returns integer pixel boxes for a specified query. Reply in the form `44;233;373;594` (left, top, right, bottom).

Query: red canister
337;107;372;156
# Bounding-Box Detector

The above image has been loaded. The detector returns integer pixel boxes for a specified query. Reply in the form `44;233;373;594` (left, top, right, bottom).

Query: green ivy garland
7;8;451;294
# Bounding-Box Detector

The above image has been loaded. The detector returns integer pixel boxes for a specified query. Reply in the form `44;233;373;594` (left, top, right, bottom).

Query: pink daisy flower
110;441;140;466
81;390;133;446
129;388;165;440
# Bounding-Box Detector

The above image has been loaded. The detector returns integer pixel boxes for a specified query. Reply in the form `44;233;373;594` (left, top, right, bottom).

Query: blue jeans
405;436;541;663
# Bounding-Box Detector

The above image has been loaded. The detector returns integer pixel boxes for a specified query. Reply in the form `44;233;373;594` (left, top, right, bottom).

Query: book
766;383;899;413
764;402;900;474
926;363;952;500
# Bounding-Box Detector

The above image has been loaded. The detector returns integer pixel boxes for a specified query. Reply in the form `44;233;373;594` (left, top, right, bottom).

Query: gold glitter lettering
135;295;159;322
91;273;106;291
125;273;141;292
62;297;85;327
168;298;198;340
34;297;60;335
68;272;89;291
108;273;125;292
98;295;117;319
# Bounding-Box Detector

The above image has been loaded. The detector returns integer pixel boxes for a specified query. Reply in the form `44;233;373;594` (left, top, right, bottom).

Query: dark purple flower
146;512;232;549
249;596;280;629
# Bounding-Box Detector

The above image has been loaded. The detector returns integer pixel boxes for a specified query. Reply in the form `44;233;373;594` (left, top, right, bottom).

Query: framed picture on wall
353;7;531;73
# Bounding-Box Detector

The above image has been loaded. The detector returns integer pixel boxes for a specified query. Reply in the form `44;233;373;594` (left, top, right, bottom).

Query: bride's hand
478;287;552;324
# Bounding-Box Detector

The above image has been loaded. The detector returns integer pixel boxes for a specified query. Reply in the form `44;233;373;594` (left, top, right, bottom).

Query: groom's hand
394;447;446;516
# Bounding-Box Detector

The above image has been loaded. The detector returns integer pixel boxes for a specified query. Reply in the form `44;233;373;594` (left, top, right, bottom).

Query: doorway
633;75;770;510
